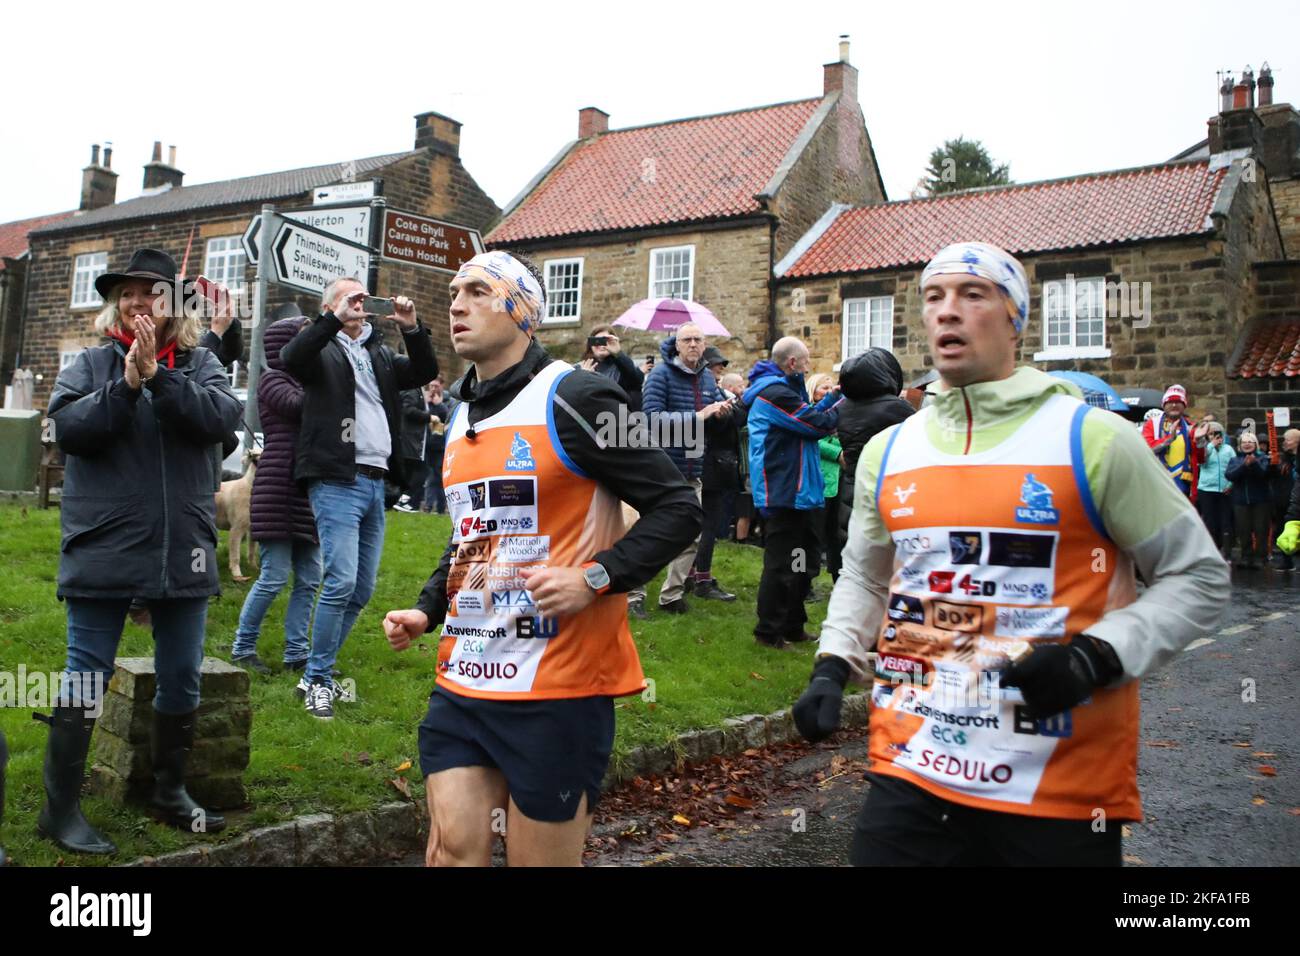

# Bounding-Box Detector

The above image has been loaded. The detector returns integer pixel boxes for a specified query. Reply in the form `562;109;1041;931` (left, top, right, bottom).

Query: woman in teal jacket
1196;421;1234;557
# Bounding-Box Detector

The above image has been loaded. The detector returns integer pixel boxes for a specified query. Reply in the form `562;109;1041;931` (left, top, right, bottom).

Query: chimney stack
80;142;118;211
142;139;184;190
415;111;461;154
1258;62;1274;106
1220;71;1235;113
578;106;609;139
823;35;857;101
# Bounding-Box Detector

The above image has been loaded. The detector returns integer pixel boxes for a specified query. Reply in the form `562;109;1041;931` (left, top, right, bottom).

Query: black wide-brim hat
94;248;180;300
702;346;729;367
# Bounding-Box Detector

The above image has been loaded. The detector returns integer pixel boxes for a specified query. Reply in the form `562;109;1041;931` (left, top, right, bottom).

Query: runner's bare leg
424;766;509;867
505;794;593;867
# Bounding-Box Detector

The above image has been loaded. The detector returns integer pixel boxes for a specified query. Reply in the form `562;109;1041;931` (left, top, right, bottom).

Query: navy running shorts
417;687;616;823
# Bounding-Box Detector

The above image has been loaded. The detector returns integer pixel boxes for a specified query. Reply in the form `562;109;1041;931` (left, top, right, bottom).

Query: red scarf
107;327;177;369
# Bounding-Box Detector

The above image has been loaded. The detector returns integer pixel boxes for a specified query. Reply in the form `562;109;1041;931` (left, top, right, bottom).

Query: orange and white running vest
869;393;1142;820
435;359;645;701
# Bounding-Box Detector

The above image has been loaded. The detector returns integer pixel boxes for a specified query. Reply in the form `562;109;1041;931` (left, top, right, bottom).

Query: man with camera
641;322;733;614
280;278;437;719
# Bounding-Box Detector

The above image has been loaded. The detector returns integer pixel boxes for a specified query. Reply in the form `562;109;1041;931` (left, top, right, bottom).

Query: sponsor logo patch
932;601;984;633
949;531;983;564
887;593;925;624
515;615;559;640
497;536;550;563
467;482;487;510
1014;705;1074;738
505;432;536;472
488;479;535;508
994;606;1069;638
1014;473;1060;525
988;531;1055;568
490;589;535;609
928;570;955;594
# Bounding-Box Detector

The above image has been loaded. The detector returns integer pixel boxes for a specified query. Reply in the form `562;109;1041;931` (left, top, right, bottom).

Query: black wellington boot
36;707;116;855
150;710;225;834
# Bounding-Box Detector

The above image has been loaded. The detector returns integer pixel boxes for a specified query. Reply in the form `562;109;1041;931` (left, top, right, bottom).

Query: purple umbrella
612;298;730;338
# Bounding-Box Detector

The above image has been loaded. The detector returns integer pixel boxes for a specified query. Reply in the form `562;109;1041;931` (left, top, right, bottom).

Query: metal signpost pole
244;204;277;453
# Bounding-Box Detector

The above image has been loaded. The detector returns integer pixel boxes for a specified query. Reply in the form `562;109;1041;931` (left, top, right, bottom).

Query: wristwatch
581;561;611;595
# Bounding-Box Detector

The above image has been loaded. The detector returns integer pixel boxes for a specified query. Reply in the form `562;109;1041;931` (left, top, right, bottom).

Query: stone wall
22;145;498;409
499;223;774;369
775;236;1245;416
1269;176;1300;258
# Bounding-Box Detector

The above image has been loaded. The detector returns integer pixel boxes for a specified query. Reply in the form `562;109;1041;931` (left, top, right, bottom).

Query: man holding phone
280;279;437;719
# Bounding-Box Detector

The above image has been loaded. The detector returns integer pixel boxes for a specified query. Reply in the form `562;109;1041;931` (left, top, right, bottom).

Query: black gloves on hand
793;656;851;743
999;635;1123;720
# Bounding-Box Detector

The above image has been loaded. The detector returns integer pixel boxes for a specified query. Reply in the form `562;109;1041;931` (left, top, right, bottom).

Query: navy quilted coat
251;318;318;543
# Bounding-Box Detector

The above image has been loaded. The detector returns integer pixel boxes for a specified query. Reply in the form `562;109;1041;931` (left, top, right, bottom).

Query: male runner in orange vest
793;241;1230;865
383;251;701;866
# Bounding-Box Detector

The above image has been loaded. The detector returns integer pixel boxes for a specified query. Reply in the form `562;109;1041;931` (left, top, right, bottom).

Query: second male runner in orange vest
793;241;1230;865
383;251;701;867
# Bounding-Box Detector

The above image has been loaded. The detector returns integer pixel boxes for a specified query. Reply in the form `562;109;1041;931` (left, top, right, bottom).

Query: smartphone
193;275;223;303
587;336;607;347
362;295;395;317
646;354;655;366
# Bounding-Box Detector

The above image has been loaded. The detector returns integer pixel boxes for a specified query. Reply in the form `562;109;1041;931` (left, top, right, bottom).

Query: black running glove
999;635;1123;720
793;656;851;743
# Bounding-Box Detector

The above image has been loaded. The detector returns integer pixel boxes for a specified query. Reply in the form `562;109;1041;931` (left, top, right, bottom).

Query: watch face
585;564;610;590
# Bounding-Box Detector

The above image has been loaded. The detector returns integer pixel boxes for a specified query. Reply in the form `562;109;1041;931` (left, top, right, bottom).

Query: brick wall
22;145;498;408
499;223;773;369
775;236;1246;416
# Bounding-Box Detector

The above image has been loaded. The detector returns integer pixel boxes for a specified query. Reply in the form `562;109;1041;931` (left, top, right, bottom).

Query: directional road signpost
268;216;371;295
242;203;371;265
380;208;483;274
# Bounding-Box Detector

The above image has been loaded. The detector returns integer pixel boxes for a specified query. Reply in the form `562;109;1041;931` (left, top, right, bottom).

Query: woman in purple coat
230;315;322;674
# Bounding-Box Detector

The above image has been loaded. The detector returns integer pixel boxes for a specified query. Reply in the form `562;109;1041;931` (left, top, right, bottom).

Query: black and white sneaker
305;680;334;720
296;675;345;700
393;495;417;513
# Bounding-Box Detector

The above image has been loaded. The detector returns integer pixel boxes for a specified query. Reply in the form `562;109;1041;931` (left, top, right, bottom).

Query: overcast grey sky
2;0;1295;225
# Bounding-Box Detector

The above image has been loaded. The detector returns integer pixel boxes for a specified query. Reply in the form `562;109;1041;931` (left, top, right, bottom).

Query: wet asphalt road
398;567;1299;867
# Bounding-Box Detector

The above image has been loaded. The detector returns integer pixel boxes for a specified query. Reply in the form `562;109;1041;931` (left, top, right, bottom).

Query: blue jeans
231;539;322;663
423;450;446;513
63;597;208;715
306;476;386;685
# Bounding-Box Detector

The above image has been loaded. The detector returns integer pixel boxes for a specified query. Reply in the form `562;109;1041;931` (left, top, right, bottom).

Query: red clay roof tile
487;99;823;244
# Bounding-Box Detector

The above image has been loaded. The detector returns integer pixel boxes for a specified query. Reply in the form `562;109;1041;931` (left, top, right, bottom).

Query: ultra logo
1014;473;1060;525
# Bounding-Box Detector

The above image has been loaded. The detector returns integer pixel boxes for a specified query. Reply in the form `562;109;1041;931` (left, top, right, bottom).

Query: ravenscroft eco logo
1014;474;1060;525
50;886;151;935
505;432;536;471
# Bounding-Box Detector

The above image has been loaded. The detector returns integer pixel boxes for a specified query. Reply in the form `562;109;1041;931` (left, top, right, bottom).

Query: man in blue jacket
742;336;843;648
641;323;733;614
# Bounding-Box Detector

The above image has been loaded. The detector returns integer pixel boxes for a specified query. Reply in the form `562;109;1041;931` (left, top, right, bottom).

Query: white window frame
203;236;248;290
841;295;894;362
648;244;695;301
70;252;108;309
541;257;584;326
1033;276;1112;361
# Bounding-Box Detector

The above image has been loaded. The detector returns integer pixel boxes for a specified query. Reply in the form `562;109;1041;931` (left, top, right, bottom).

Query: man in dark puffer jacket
230;315;322;674
835;348;916;539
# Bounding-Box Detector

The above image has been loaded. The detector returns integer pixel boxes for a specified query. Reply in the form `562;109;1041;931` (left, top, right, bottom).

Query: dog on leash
216;447;261;582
